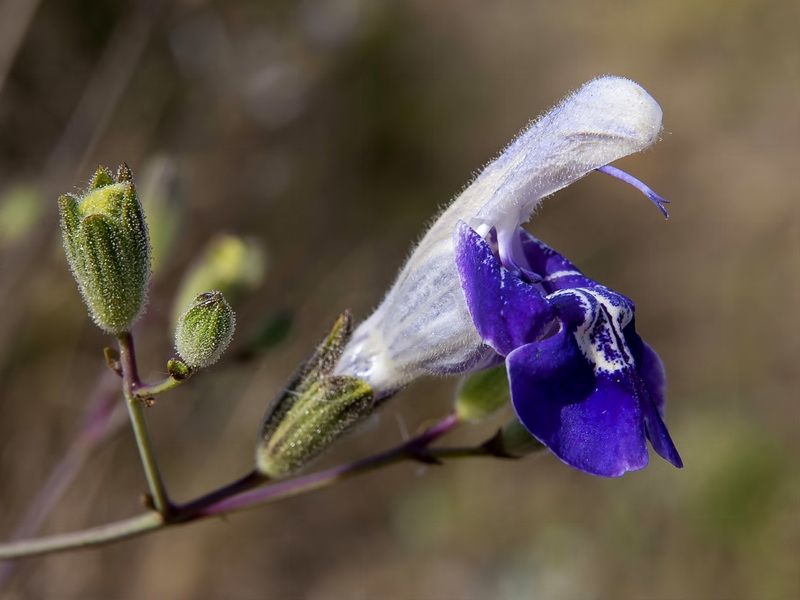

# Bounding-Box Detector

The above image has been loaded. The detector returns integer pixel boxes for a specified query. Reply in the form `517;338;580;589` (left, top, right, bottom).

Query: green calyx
256;311;376;478
59;164;151;333
174;291;236;369
483;419;544;459
455;365;511;422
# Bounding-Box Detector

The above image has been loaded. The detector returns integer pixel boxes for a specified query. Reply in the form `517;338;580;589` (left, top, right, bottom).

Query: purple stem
202;413;460;516
0;414;466;559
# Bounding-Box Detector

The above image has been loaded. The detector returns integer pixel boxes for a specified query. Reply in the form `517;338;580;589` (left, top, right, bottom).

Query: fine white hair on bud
174;291;236;369
333;76;664;398
58;164;151;334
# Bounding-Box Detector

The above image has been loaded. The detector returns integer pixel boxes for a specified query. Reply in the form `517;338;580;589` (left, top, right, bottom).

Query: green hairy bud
174;291;236;369
58;164;151;333
454;365;511;422
256;312;375;478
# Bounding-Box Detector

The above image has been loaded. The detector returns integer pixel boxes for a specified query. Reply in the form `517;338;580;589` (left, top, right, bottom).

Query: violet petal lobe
518;230;601;294
455;222;556;356
623;319;683;467
637;378;684;469
508;287;682;476
624;323;667;417
507;329;650;477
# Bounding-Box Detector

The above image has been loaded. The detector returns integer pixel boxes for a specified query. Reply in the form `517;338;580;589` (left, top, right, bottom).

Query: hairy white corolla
333;75;664;397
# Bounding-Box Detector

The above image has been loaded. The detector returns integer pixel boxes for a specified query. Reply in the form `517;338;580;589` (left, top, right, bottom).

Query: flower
336;77;663;385
455;223;682;476
333;75;683;475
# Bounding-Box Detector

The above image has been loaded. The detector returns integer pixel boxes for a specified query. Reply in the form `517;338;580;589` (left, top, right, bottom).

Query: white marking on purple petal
544;270;585;281
551;288;636;375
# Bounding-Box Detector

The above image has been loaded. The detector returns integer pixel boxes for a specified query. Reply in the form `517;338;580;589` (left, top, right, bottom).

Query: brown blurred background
0;0;798;598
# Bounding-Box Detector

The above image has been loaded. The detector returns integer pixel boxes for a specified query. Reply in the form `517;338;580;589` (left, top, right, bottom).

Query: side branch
0;513;164;560
0;414;463;560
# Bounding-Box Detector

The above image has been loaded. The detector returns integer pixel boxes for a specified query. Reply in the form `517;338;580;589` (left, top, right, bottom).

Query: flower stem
117;332;172;515
173;470;268;521
0;413;462;559
133;374;187;399
203;413;461;515
0;513;164;559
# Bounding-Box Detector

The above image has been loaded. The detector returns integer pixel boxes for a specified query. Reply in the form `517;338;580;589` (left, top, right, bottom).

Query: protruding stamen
496;227;542;283
595;164;670;219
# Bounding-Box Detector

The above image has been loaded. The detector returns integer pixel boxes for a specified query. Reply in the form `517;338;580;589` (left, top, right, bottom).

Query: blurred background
0;0;798;598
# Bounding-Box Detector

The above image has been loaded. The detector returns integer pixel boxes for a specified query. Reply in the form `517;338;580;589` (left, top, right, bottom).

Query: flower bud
454;365;510;422
256;312;376;478
174;291;235;368
58;164;151;333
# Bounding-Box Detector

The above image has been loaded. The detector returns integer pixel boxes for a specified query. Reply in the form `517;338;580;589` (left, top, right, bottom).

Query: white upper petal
468;75;662;235
333;76;662;396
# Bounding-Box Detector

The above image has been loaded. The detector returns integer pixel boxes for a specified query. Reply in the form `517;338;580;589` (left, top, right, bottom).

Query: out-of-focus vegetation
0;0;797;598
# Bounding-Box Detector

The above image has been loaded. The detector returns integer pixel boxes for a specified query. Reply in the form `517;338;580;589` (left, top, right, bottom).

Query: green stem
117;332;172;515
0;513;164;559
133;374;187;399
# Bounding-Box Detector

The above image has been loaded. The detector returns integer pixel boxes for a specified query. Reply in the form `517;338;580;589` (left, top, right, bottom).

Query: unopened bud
256;312;376;478
59;164;151;333
455;365;510;422
174;291;235;368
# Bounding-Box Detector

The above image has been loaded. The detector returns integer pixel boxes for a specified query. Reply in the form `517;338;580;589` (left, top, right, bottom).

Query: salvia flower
334;75;682;476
